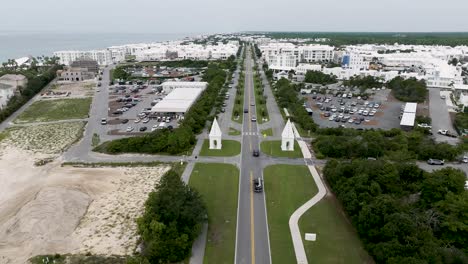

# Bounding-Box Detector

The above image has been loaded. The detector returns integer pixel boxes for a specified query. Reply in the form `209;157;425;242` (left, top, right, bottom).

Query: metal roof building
403;102;417;113
151;88;204;114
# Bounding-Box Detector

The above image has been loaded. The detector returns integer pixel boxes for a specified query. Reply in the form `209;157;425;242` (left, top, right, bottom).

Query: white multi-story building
299;45;334;63
260;43;334;71
267;54;297;71
54;50;114;65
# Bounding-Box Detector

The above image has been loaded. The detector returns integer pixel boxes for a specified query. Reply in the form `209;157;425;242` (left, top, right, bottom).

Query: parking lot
428;88;460;145
303;87;403;129
106;82;179;134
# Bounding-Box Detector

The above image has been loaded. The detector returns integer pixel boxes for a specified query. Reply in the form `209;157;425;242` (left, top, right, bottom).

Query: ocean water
0;32;195;63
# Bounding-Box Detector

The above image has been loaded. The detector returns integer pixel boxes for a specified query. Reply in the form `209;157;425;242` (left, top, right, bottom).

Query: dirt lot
0;126;170;264
43;81;97;98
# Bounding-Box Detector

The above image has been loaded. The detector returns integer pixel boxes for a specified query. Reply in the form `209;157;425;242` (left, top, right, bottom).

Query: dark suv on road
253;150;259;157
253;178;263;193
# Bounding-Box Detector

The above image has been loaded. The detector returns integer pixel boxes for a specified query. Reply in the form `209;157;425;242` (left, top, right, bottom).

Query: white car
126;127;134;132
134;119;141;123
369;111;376;116
418;123;432;129
142;118;150;123
328;116;334;121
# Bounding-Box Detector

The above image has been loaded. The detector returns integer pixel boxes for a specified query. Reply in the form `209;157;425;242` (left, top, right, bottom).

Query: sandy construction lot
0;143;170;264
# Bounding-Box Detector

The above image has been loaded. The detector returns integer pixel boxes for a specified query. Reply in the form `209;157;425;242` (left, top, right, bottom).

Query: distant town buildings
254;37;467;90
54;41;239;66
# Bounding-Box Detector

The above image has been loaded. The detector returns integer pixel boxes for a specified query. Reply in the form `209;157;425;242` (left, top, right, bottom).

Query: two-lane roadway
235;46;271;264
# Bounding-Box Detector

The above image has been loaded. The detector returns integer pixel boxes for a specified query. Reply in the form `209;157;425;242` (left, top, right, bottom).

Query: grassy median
189;163;239;264
199;139;241;157
14;98;92;123
253;72;269;124
264;164;317;263
260;140;303;158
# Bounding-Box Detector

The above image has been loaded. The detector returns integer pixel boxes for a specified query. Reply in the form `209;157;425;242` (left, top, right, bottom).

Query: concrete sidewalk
288;123;327;264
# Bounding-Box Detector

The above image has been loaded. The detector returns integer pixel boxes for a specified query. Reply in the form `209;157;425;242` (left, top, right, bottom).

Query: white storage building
161;81;207;93
151;88;204;115
400;102;417;130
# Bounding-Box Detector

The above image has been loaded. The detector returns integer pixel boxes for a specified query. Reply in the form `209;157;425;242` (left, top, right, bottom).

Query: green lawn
189;163;239;264
260;140;303;158
299;197;372;264
264;164;317;264
199;139;241;157
14;98;92;123
228;127;241;136
260;128;273;137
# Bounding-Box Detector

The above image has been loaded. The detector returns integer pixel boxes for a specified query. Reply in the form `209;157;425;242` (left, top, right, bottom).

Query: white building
0;74;27;110
161;81;207;93
267;54;297;71
295;64;322;75
400;102;417;130
151;87;204;115
281;119;295;151
260;43;334;71
209;118;222;149
54;50;114;66
299;45;334;63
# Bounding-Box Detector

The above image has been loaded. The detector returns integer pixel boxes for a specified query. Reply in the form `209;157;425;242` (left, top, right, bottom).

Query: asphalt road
428;88;459;145
236;47;271;264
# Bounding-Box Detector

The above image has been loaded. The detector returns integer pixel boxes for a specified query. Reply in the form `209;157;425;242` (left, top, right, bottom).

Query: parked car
139;126;147;132
126;127;134;132
461;156;468;163
427;159;444;165
121;119;129;124
417;123;432;129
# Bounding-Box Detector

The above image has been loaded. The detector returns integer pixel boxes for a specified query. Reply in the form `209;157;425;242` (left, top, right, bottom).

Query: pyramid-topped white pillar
209;118;222;149
281;119;295;151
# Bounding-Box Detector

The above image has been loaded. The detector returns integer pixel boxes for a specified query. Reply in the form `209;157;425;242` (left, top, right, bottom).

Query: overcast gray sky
1;0;467;33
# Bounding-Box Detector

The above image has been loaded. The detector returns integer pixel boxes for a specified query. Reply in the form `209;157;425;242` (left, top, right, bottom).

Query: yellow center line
250;171;256;264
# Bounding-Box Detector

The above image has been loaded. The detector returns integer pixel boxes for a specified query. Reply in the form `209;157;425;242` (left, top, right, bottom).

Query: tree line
324;159;467;263
304;70;337;85
387;76;428;102
265;32;468;47
313;127;463;161
136;169;206;263
0;63;62;123
274;78;318;132
96;56;236;155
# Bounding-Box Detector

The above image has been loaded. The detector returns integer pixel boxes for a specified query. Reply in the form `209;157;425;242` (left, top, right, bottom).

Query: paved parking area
106;84;179;134
303;88;402;129
428;88;459;145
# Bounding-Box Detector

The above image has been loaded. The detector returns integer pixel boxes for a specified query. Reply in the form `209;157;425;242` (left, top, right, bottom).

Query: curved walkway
289;123;327;264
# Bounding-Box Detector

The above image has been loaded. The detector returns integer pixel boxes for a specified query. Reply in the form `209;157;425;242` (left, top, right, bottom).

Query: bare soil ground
45;81;96;98
0;132;169;264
